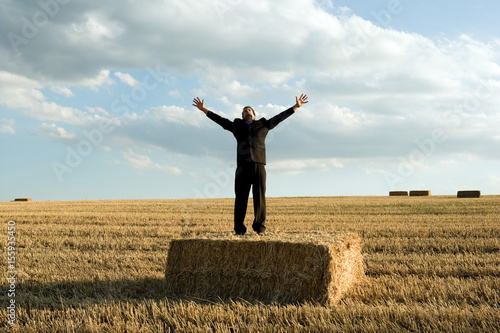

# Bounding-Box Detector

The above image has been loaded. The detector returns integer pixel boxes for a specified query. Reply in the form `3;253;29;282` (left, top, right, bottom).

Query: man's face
242;107;255;122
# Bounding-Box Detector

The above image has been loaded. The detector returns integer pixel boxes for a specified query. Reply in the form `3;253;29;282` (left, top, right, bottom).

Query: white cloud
38;123;76;143
0;71;122;127
268;157;344;175
122;149;182;175
0;71;44;109
2;1;499;94
85;106;109;115
37;102;94;125
114;72;141;87
77;69;114;91
0;71;88;124
299;103;375;132
143;105;207;127
50;85;75;97
69;13;125;41
0;119;15;134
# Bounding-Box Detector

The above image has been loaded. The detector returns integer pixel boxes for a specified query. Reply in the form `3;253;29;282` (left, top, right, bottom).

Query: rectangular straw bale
409;190;431;197
14;198;32;202
389;191;408;196
457;190;481;198
165;233;363;306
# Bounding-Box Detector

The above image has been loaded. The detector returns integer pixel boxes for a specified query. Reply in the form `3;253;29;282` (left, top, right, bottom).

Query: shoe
252;223;266;235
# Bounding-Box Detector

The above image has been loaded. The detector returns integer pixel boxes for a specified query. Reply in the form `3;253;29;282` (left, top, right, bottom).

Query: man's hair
242;106;255;118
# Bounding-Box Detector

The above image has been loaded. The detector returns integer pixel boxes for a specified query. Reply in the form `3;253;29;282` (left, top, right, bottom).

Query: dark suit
206;107;295;234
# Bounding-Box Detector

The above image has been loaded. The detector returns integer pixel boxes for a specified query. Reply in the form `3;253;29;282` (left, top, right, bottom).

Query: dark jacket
206;108;295;165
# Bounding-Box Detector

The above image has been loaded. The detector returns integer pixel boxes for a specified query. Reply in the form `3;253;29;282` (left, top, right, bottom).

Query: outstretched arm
193;97;235;131
266;93;309;130
292;93;308;111
192;97;210;115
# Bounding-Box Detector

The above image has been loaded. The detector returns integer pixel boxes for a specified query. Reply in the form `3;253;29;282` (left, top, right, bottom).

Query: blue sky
1;0;500;201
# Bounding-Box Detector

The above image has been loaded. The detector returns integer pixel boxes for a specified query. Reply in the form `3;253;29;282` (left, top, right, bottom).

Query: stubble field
1;196;499;332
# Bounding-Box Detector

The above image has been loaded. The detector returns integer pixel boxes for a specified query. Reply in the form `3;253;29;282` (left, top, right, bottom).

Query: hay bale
165;233;363;306
14;198;32;202
409;190;431;197
457;190;481;198
389;191;408;196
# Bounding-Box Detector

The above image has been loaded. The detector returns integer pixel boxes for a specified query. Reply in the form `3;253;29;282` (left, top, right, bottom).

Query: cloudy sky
1;0;500;201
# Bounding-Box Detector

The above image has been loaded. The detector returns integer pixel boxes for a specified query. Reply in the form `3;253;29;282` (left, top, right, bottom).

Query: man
192;94;308;235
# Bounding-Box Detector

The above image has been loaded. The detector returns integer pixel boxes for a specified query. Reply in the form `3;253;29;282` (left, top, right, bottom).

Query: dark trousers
234;162;266;234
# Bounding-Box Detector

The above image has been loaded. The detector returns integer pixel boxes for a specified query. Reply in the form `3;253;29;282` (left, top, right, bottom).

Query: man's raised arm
267;93;308;130
192;97;234;131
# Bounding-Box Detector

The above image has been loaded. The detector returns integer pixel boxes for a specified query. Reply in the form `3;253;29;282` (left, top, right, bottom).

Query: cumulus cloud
0;71;86;124
85;106;109;115
0;70;122;128
3;2;500;106
38;123;76;143
299;103;375;132
114;72;140;87
268;157;344;174
77;69;115;91
0;71;44;109
50;85;75;97
122;149;182;175
69;13;125;41
143;105;206;127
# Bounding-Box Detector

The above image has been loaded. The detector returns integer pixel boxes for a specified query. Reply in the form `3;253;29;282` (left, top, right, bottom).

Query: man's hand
293;93;308;110
193;97;209;114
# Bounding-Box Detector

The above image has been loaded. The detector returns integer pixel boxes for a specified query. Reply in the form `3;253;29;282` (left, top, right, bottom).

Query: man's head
242;106;256;122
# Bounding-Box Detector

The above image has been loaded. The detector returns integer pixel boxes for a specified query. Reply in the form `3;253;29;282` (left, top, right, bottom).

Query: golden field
1;195;499;332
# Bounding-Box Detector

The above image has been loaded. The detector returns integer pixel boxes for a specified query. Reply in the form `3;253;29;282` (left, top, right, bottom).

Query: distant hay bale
14;198;32;202
409;190;431;197
457;190;481;198
165;233;363;306
389;191;408;196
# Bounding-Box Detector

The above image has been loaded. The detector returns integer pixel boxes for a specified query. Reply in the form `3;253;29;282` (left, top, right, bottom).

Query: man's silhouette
193;94;308;235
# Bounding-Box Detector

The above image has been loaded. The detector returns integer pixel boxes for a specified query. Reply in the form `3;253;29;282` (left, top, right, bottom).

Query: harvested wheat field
1;196;499;332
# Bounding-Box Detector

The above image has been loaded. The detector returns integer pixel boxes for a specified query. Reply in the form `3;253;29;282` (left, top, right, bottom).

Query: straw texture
165;233;363;306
